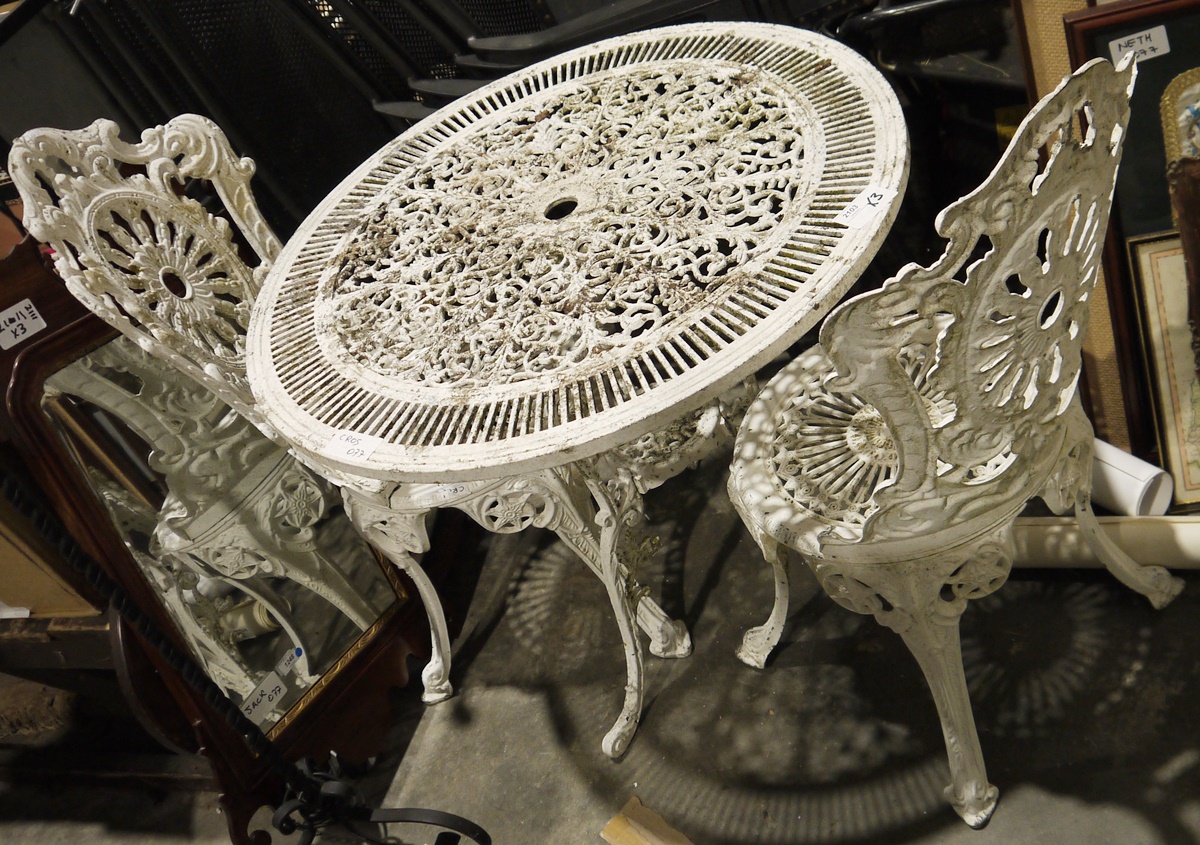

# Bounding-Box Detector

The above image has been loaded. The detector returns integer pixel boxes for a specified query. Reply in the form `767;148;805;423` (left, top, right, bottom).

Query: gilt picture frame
1130;232;1200;505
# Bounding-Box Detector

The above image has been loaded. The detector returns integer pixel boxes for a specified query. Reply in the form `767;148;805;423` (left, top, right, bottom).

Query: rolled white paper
0;600;30;619
1014;515;1200;569
1090;438;1173;516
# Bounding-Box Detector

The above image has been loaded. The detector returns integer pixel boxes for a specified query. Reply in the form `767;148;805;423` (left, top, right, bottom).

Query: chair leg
895;596;997;828
737;536;790;669
1076;489;1183;609
815;546;1009;828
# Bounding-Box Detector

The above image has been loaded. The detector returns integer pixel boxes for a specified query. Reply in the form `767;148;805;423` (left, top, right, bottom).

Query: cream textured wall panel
1018;0;1131;449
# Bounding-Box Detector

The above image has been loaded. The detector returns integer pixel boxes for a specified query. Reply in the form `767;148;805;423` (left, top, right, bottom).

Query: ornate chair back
8;115;280;430
819;56;1134;548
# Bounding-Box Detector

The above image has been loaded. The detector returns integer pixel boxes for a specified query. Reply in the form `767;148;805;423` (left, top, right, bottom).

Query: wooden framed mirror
38;330;405;736
0;241;478;843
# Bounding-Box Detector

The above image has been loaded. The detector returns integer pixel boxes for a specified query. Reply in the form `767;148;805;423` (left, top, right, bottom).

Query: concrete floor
3;457;1200;844
379;458;1200;845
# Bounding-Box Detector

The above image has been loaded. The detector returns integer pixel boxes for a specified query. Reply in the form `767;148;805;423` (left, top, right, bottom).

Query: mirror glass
40;335;400;734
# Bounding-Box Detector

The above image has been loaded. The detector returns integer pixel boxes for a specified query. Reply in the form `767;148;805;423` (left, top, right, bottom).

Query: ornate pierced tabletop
246;22;908;757
248;22;908;483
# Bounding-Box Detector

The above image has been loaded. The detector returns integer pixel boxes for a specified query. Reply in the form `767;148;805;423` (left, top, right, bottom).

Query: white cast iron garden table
247;21;909;757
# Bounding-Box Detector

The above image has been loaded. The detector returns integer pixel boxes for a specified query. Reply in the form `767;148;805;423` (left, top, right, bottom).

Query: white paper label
241;670;288;725
275;646;302;675
325;430;385;462
1109;26;1170;64
0;299;47;350
836;186;898;228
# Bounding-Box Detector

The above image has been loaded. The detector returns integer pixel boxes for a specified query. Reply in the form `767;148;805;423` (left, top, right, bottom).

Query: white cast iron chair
10;115;742;754
79;461;310;700
8;117;383;649
727;56;1183;827
42;334;394;694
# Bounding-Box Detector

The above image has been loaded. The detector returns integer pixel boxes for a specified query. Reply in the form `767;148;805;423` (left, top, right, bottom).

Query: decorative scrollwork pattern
816;568;915;634
87;192;256;382
762;347;956;535
9;113;279;424
475;488;556;534
268;468;330;532
939;544;1011;610
255;24;907;478
325;63;812;388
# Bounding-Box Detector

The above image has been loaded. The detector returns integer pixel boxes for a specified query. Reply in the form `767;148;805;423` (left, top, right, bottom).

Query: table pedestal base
337;383;754;754
342;460;689;757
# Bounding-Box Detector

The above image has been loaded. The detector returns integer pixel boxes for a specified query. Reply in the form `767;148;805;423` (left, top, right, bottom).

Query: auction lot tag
836;186;898;228
326;430;385;461
0;299;46;350
1109;26;1170;65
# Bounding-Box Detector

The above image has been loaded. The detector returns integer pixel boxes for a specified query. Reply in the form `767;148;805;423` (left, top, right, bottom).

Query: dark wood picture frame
1065;0;1200;463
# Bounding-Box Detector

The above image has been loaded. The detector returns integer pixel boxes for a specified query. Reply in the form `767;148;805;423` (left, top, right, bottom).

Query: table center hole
544;197;578;220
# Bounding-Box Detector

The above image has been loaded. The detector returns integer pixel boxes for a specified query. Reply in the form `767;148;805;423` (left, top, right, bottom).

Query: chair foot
735;624;775;669
1076;492;1185;609
947;781;999;829
736;538;790;669
420;687;453;705
420;658;453;704
1146;571;1185;610
647;619;692;658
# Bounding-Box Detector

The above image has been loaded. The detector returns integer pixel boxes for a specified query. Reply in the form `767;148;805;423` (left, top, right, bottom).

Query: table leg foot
647;617;692;659
602;710;637;759
420;658;453;704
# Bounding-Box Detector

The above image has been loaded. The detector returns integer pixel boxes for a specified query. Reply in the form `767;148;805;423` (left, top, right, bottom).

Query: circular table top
248;22;909;482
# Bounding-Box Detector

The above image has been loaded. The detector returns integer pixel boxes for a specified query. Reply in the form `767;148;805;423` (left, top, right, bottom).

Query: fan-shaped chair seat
733;344;1068;557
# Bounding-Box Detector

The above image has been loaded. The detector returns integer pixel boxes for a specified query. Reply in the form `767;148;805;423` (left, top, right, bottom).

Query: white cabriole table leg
341;459;689;757
341;485;451;704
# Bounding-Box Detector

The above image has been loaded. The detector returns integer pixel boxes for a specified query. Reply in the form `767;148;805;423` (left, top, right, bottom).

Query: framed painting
1130;232;1200;504
1065;0;1200;466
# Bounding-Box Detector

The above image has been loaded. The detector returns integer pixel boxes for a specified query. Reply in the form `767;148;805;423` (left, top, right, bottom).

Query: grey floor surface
2;457;1200;845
